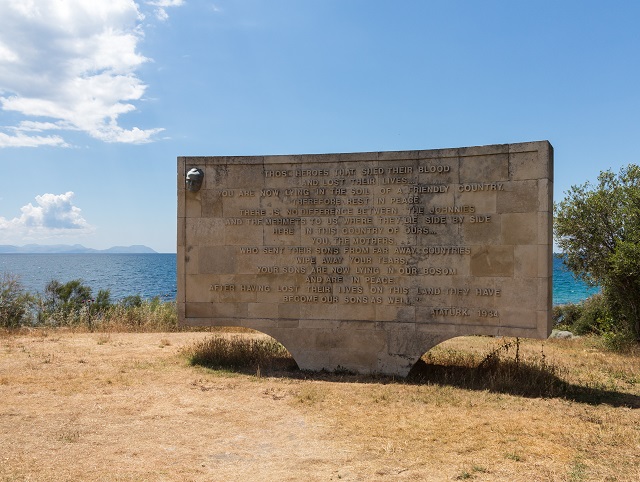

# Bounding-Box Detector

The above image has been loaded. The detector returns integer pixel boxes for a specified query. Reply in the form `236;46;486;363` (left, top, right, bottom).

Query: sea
0;254;177;302
0;253;599;305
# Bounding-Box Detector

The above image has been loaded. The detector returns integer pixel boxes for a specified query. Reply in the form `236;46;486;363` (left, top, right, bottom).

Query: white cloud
146;0;184;22
12;121;73;133
147;0;185;5
0;0;185;148
0;192;93;240
0;131;69;148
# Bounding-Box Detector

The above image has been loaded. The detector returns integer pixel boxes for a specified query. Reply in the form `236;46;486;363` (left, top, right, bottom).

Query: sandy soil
1;332;638;481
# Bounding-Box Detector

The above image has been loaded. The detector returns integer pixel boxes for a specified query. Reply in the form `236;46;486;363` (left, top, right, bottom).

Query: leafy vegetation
555;164;640;341
41;279;111;326
0;273;34;329
553;295;636;350
0;274;177;331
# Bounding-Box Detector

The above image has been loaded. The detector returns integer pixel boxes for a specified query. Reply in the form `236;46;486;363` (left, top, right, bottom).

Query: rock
549;329;577;339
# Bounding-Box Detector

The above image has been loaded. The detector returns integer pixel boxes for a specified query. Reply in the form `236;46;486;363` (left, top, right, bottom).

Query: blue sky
1;0;639;253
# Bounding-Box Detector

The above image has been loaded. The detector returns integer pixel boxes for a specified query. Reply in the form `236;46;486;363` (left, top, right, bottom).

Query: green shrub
41;279;112;327
120;294;143;309
553;302;583;329
572;293;614;335
552;294;636;348
0;273;34;328
600;330;637;351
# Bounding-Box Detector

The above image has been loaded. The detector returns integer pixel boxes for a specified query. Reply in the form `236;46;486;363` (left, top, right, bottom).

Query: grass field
0;330;638;481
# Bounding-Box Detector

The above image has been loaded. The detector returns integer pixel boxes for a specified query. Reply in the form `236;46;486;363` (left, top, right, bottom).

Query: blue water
0;253;597;305
0;254;176;301
553;255;600;305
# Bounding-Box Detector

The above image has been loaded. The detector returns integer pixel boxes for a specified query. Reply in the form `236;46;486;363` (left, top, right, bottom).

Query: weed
295;385;325;404
372;389;390;403
58;430;80;443
505;451;522;462
455;463;488;479
569;456;587;481
182;335;297;373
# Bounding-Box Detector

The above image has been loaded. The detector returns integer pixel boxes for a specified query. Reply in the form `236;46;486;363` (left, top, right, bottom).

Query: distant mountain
0;244;157;254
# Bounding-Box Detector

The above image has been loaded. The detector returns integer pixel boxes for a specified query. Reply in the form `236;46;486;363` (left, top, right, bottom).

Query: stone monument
178;141;553;375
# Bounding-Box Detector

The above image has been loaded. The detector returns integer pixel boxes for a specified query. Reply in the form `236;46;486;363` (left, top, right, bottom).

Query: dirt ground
1;331;638;481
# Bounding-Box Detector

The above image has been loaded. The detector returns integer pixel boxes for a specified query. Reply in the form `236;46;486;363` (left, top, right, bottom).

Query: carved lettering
432;307;471;316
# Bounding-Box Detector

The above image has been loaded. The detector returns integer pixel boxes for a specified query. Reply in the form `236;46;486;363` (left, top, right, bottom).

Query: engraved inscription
201;159;506;314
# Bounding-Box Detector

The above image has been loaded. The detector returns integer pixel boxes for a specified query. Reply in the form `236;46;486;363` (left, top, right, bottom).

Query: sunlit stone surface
178;141;553;375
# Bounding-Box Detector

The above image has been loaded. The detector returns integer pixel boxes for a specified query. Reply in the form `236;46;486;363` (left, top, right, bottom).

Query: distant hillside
0;244;157;254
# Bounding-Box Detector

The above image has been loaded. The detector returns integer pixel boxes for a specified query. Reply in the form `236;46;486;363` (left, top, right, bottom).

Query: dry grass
0;330;638;481
182;334;297;374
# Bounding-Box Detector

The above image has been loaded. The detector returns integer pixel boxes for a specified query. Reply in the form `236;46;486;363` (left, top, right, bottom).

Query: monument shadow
188;334;639;409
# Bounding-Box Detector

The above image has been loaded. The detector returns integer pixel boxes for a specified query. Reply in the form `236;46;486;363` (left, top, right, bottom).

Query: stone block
501;212;538;245
461;213;502;245
514;244;538;278
454;189;497;214
248;302;279;319
201;189;224;217
459;143;509;157
538;178;552;212
199;246;236;274
538;244;552;278
186;218;225;246
496;180;539;213
470;246;514;277
459;154;509;183
538;211;553;245
185;302;248;319
184;245;199;275
509;142;553;181
499;308;537;329
177;217;185;247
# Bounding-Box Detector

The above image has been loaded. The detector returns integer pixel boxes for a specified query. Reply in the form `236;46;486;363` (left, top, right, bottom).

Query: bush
552;294;636;347
553;303;583;329
572;294;615;336
40;279;112;327
0;273;34;328
183;335;296;372
120;294;143;309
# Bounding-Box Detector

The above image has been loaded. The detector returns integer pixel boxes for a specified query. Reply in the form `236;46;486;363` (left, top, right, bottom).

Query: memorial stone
178;141;553;376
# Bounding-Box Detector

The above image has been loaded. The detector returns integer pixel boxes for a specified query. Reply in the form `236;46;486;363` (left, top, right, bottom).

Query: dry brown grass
1;330;638;481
